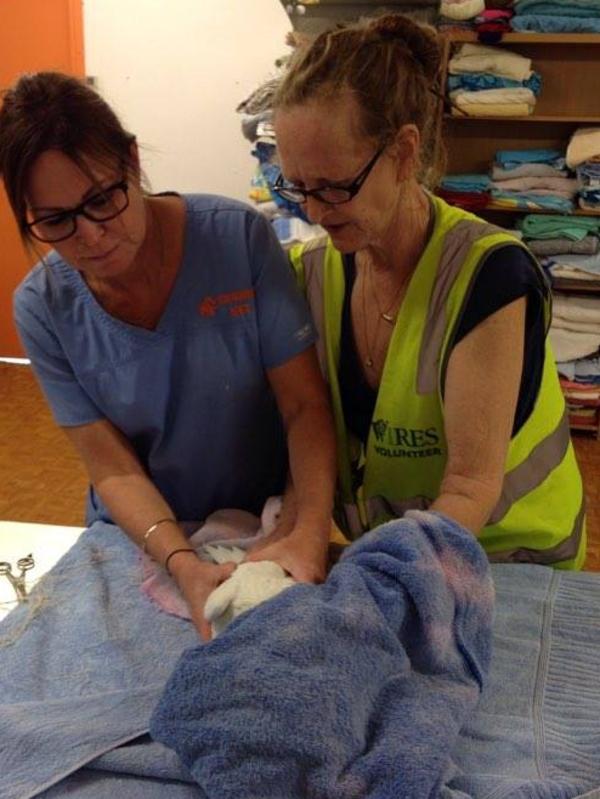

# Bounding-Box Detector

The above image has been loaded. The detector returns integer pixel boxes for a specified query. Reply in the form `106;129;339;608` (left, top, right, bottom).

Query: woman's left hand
244;526;329;583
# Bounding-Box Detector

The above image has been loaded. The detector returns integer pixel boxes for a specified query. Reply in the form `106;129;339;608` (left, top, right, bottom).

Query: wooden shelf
569;422;600;439
439;30;600;173
485;203;600;217
442;32;600;45
446;114;600;124
552;280;600;294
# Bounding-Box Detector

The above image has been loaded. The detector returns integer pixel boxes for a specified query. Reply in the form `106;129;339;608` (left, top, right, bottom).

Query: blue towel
150;511;495;799
0;522;199;799
447;72;542;96
440;174;492;193
495;149;565;170
512;13;600;30
2;516;600;797
513;0;600;17
446;565;600;797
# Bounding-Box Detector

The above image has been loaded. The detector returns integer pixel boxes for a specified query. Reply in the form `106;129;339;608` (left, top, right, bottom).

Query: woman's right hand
167;552;236;640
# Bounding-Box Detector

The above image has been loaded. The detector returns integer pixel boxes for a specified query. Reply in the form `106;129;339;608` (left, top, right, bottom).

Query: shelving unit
438;31;600;439
439;32;600;174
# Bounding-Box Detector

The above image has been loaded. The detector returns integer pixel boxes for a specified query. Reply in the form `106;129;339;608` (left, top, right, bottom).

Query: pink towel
141;498;281;619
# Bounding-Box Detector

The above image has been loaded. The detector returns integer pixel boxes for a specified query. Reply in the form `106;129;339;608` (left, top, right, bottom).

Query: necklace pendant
365;357;374;368
381;312;395;323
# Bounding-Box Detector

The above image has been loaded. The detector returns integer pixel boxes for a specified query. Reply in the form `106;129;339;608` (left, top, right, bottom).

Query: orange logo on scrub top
198;288;255;318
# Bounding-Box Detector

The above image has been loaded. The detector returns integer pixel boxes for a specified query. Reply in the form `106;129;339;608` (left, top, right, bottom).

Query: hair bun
368;13;441;82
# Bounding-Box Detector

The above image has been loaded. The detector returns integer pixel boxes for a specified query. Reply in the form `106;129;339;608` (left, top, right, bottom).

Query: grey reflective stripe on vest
342;495;431;538
488;494;585;565
342;502;364;539
299;235;329;377
488;407;571;525
417;220;502;394
366;495;431;521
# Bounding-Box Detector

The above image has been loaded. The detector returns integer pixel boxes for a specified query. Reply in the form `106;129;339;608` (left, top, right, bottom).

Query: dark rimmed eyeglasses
25;179;130;243
273;146;386;206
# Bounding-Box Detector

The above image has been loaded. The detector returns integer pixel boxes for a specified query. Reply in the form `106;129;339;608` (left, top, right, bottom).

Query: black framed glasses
25;179;130;243
273;145;386;205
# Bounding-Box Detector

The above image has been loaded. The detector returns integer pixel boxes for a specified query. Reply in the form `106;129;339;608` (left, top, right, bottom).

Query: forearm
94;470;191;567
285;401;336;540
66;420;192;569
431;473;502;536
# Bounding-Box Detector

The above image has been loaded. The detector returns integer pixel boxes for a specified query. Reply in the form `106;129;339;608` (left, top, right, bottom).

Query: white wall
83;0;290;201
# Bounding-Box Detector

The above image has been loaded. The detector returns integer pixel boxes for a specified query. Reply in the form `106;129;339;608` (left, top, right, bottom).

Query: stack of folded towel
551;294;600;429
440;0;516;36
473;6;515;39
516;212;600;429
437;173;492;210
490;149;578;212
517;213;600;285
512;0;600;33
567;127;600;211
447;43;540;117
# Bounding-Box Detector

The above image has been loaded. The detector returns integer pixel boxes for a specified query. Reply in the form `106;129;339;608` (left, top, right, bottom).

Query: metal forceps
0;553;35;602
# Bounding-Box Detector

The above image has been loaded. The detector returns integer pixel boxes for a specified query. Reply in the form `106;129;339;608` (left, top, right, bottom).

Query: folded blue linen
440;173;492;192
546;250;600;274
515;0;600;16
495;149;565;170
512;13;600;30
447;72;542;95
151;511;495;799
490;190;574;212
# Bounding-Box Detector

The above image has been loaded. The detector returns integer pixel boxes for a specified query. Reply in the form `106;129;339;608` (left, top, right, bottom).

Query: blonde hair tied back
274;13;445;186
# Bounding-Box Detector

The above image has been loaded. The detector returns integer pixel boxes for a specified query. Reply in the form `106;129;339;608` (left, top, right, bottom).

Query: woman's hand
168;552;237;640
244;524;329;584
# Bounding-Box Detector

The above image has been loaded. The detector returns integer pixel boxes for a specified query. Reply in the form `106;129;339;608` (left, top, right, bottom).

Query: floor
1;361;599;571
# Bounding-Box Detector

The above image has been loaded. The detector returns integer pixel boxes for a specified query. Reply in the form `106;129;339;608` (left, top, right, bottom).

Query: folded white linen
451;87;536;105
553;293;600;324
491;163;569;180
566;127;600;168
549;326;600;361
449;43;533;81
441;0;485;19
491;176;578;193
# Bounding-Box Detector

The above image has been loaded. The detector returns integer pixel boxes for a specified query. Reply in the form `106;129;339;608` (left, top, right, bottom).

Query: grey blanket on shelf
1;520;600;798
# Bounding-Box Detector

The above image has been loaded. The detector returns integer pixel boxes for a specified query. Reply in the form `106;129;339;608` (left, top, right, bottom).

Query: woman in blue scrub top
0;71;336;639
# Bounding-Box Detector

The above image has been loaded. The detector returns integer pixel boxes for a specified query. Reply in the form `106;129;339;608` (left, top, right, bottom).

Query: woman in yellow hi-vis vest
271;13;586;569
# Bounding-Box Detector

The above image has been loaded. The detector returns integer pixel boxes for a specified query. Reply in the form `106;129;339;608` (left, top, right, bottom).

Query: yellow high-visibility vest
290;195;586;569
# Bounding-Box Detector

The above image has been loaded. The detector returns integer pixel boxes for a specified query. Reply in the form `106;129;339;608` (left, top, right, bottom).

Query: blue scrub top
14;195;316;524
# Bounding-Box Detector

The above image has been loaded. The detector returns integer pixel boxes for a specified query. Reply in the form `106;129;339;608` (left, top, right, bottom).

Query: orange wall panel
0;0;84;357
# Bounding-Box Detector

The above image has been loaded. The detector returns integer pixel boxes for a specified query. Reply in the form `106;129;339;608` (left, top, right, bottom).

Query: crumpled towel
140;497;282;619
150;510;494;799
204;560;296;637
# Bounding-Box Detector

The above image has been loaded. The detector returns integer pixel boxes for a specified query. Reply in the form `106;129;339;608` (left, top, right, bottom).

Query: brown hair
274;14;445;185
0;71;137;242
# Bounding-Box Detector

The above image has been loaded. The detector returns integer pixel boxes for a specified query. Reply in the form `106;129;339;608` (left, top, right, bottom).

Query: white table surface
0;521;84;621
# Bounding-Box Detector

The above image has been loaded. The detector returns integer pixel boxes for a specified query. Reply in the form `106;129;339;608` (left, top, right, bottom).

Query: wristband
164;547;196;575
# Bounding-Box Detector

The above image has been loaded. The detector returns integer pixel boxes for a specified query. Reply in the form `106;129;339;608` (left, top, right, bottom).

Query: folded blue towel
440;174;492;193
150;511;494;799
447;72;542;96
495;149;566;170
512;13;600;30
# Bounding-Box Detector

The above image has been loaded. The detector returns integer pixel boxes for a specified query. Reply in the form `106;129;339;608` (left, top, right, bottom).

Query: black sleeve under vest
338;245;547;443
